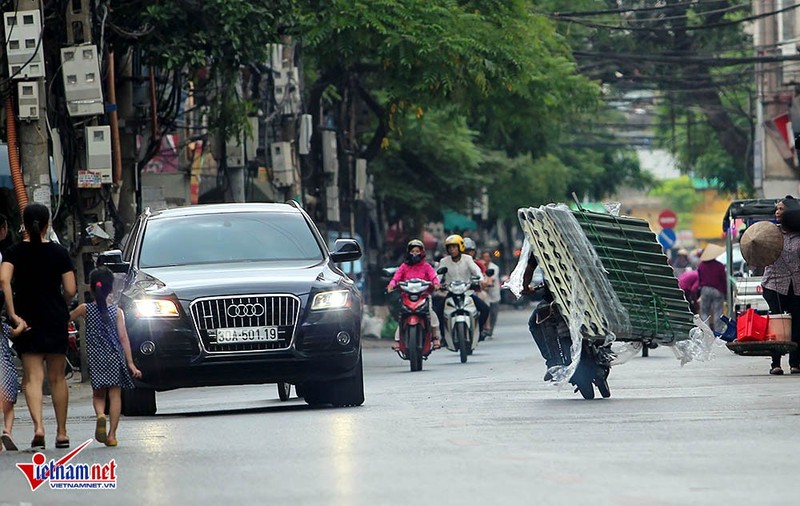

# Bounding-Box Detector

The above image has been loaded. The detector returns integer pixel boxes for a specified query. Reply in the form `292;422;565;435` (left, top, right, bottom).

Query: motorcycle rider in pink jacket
387;239;441;349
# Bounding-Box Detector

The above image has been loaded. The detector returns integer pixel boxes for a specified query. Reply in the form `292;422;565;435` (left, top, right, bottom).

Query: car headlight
134;299;180;318
311;290;351;310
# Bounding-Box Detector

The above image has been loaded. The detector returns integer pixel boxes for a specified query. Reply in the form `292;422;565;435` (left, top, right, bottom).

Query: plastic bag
381;317;398;340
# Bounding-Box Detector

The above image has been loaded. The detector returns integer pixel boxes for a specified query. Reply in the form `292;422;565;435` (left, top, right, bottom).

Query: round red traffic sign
658;210;678;229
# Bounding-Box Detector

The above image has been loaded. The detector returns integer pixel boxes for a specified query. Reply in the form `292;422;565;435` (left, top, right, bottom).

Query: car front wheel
301;352;365;408
121;388;157;416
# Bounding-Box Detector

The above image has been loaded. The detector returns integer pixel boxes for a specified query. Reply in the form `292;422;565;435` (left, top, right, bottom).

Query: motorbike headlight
311;290;351;310
406;284;427;294
448;283;467;295
134;299;180;318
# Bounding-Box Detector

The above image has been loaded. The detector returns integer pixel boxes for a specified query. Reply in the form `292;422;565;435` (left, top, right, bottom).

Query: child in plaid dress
1;311;27;451
69;267;141;447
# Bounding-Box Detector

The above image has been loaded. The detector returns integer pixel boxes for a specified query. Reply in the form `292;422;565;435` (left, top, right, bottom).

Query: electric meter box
61;45;104;116
326;185;340;223
17;81;39;120
270;142;295;187
225;118;259;168
85;126;113;184
321;131;338;175
4;10;45;79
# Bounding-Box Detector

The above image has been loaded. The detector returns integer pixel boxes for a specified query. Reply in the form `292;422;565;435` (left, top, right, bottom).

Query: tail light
68;322;78;348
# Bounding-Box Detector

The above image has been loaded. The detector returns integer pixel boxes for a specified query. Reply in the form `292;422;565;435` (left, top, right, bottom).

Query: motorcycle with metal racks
529;286;612;399
388;278;437;371
436;267;490;363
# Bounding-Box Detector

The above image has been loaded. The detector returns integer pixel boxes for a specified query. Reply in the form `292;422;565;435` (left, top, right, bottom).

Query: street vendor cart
721;199;798;358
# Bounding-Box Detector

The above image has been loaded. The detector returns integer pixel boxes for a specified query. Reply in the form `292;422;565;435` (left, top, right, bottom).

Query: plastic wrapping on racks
505;203;717;381
516;204;631;341
671;315;727;365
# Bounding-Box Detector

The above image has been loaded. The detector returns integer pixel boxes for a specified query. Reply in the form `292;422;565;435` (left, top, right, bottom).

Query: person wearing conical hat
697;243;726;332
761;196;800;376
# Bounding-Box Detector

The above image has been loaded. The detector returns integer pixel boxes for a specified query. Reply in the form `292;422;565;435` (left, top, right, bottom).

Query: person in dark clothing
697;244;726;333
522;253;572;380
0;203;76;450
0;215;11;259
761;196;800;376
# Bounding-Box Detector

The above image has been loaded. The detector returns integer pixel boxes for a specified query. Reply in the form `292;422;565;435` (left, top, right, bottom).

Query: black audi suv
97;201;364;415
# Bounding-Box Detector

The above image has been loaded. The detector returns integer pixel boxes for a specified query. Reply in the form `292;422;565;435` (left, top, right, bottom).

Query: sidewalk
65;371;94;402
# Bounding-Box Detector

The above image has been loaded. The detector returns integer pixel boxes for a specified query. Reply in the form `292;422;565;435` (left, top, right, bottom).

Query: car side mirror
96;249;130;273
330;239;362;263
485;268;495;277
437;267;448;275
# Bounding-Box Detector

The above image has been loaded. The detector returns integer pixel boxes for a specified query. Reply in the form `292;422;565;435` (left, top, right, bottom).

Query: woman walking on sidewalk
1;203;76;450
70;267;140;447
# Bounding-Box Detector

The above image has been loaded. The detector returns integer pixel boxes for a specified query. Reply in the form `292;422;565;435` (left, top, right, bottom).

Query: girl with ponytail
70;267;140;447
1;203;76;450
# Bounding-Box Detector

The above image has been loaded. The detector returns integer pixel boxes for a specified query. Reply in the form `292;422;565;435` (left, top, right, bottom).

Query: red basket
736;309;769;342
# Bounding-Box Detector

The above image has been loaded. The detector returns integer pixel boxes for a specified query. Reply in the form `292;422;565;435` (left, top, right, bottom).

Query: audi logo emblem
226;303;265;318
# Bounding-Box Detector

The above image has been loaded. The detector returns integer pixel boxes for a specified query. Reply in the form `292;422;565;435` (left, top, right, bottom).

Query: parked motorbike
390;278;436;371
437;267;483;363
65;320;80;378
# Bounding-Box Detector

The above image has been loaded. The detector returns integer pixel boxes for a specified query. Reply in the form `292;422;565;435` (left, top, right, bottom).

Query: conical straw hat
699;243;726;262
740;221;783;268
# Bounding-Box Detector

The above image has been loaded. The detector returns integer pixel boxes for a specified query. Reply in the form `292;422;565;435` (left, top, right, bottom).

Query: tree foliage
293;0;604;221
108;0;648;223
109;0;292;139
369;109;483;223
648;175;703;213
543;0;755;192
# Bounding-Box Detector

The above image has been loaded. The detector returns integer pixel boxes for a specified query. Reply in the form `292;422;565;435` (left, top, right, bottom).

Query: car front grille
189;295;301;353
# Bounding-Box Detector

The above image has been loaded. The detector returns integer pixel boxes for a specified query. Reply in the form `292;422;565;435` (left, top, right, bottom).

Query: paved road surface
1;309;798;505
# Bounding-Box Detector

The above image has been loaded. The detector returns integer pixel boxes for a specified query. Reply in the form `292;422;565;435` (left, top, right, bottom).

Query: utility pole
116;50;138;230
12;0;50;210
61;0;114;381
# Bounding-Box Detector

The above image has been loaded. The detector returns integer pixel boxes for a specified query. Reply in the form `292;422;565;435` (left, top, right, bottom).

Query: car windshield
138;212;324;268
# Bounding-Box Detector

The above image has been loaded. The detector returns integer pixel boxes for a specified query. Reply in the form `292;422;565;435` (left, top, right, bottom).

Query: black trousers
527;304;571;368
762;284;800;368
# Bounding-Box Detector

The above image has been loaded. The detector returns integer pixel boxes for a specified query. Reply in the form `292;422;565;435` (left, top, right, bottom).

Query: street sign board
657;228;677;249
658;209;678;229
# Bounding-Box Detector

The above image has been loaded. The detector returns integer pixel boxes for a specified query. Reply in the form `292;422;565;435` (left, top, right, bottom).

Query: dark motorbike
529;285;612;399
389;278;436;371
65;320;80;377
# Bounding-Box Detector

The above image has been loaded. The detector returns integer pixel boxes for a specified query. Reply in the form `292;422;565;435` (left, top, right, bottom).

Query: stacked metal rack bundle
517;204;695;345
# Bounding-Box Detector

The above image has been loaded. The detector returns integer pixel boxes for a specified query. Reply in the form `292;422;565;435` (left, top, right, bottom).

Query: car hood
134;261;346;300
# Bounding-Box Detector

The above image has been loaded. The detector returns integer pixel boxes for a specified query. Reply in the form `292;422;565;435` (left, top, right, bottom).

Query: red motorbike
391;278;436;371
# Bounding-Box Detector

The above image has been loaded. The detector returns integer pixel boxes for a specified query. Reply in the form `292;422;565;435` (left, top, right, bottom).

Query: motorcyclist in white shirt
433;234;491;339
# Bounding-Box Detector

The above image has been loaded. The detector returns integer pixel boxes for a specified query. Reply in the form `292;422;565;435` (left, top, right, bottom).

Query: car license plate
212;326;279;344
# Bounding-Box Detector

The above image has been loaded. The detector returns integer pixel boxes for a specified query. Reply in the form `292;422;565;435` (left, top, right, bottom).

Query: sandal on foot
55;438;70;449
105;438;118;447
1;431;18;451
30;435;45;451
95;414;107;443
391;342;400;351
770;366;784;375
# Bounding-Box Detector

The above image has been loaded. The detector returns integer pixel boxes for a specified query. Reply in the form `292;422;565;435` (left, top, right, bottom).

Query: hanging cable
6;93;29;239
